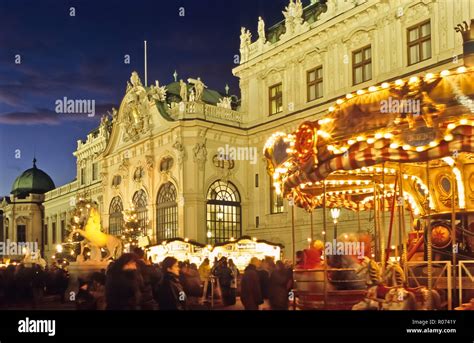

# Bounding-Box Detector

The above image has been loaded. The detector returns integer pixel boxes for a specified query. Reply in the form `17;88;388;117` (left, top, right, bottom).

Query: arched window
156;182;178;241
109;197;124;236
132;190;148;232
206;180;241;244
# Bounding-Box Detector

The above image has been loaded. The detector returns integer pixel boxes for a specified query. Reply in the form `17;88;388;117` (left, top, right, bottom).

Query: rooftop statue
188;77;207;102
239;27;252;63
258;16;266;43
179;79;188;102
282;0;305;36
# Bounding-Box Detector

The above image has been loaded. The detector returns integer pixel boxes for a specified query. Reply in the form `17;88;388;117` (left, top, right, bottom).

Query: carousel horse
353;258;441;310
384;261;441;310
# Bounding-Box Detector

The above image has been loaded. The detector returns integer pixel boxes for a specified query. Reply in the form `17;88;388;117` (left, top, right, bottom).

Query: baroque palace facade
1;0;472;260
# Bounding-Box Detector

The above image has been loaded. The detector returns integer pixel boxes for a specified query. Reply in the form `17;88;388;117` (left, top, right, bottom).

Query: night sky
0;0;300;196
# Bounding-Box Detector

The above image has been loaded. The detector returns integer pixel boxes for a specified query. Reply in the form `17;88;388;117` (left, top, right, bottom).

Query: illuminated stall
210;236;283;271
147;238;207;266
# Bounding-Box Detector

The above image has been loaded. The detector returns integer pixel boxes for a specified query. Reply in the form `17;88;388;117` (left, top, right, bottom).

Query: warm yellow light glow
357;90;365;95
336;99;344;105
395;79;404;86
356;136;365;142
444;134;454;141
374;133;383;139
447;123;456;130
429;141;437;147
56;244;63;253
348;139;356;145
368;86;378;92
383;133;393;139
440;70;450;77
381;82;389;89
390;143;399;149
367;138;375;144
409;76;419;84
416;146;424;152
457;66;467;73
460;119;468;125
425;73;434;80
328;106;335;112
346;93;354;99
402;145;411;150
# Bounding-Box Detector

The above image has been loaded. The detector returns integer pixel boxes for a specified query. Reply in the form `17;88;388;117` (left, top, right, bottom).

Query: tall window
352;45;372;85
80;167;86;185
269;83;283;115
109;196;124;236
307;66;323;102
5;218;8;240
52;222;57;244
44;224;48;246
156;182;178;241
132;190;148;233
60;219;66;242
17;225;26;242
92;162;98;181
206;180;241;244
408;20;431;65
270;177;284;214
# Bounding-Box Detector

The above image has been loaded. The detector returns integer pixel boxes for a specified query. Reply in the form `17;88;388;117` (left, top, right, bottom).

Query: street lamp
330;208;341;240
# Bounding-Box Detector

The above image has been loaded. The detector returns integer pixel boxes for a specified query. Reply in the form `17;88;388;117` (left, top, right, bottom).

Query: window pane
309;85;316;101
421;23;430;37
308;71;316;82
364;63;372;81
317;82;323;98
355;66;363;84
317;67;322;78
409;28;419;42
364;47;371;60
421;40;431;60
354;51;362;64
410;45;419;64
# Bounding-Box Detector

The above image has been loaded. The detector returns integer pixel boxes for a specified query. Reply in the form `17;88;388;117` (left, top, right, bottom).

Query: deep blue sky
0;0;304;196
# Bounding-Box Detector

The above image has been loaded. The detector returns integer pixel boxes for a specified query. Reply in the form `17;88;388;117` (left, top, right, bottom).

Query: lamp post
330;208;341;240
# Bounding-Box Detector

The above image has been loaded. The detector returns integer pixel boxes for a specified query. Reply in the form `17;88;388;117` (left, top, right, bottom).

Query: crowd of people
0;263;69;308
0;248;294;310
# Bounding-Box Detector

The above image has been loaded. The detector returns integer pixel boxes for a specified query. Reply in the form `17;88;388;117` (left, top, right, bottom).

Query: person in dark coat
240;258;263;310
214;258;234;306
105;253;142;310
133;247;161;310
157;257;186;310
269;261;291;310
257;262;270;301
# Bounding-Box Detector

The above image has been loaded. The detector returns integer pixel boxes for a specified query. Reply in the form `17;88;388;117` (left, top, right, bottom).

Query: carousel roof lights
444;134;454;141
409;76;419;84
429;141;438;147
460;118;468;125
346;93;354;99
395;79;404;86
402;144;411;150
416;146;425;152
425;73;435;80
356;136;365;142
336;99;344;105
381;82;390;89
348;139;356;145
457;66;467;73
328;106;335;112
440;70;450;77
368;86;378;92
357;89;365;95
383;133;393;139
390;143;399;149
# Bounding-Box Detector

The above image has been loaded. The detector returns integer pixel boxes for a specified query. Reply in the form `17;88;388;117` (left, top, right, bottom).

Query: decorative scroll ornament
121;71;152;142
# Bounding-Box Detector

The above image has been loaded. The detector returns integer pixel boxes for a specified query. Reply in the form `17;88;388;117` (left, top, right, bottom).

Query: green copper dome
11;158;55;197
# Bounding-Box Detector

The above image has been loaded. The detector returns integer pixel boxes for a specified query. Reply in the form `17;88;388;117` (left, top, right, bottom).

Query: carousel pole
426;161;433;306
381;164;386;270
322;181;328;308
291;197;296;266
451;168;458;307
373;178;380;261
398;163;408;275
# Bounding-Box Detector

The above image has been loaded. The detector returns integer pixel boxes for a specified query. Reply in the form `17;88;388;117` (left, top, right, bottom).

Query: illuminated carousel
264;21;474;310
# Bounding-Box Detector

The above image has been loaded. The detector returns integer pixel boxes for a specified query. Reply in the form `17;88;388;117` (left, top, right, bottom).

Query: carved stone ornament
121;71;152;142
193;141;207;170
